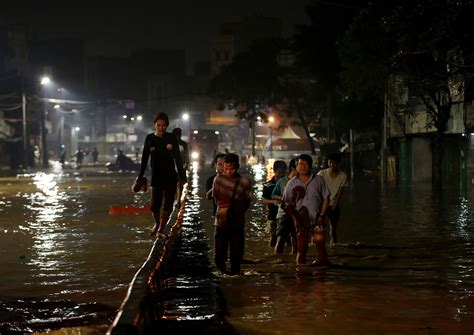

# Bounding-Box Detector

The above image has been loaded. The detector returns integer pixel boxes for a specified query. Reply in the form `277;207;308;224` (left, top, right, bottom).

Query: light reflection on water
0;165;473;334
247;163;267;239
166;164;473;333
25;173;68;273
0;169;153;333
214;169;474;334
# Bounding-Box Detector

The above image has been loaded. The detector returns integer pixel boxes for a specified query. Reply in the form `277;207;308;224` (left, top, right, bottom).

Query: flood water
0;162;473;334
0;164;153;334
215;164;474;335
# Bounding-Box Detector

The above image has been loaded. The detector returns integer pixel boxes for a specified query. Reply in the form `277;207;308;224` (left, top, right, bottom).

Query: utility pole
327;94;332;143
251;118;256;157
22;92;27;168
268;113;274;159
251;106;257;157
59;115;65;152
40;97;48;168
380;92;388;186
269;125;273;158
40;83;49;168
350;128;354;182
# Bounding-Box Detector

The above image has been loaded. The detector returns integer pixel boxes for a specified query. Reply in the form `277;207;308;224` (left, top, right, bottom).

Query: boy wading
212;153;251;275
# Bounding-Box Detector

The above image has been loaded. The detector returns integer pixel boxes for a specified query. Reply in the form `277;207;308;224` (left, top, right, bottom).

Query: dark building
0;23;32;169
84;48;192;158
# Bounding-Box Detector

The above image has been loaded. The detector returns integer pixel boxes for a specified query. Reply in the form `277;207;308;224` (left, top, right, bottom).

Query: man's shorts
150;182;177;213
276;216;296;237
327;206;341;222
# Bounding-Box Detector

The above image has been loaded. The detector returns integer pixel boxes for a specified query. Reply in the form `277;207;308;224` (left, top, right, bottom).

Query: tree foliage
294;0;368;92
209;38;286;120
293;0;380;135
339;0;474;187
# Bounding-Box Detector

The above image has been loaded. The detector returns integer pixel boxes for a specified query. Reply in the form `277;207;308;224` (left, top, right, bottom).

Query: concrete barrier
107;185;188;335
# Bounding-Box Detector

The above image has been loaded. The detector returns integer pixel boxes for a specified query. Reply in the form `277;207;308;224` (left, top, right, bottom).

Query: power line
0;93;20;99
0;104;22;111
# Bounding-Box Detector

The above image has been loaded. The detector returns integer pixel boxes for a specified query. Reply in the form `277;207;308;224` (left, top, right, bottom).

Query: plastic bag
215;203;230;226
131;176;147;192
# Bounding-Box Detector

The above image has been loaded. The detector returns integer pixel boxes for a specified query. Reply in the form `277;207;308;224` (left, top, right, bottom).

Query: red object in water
109;205;150;215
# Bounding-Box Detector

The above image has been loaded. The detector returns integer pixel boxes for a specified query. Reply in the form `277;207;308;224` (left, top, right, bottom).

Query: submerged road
109;166;237;334
1;163;472;334
111;163;474;335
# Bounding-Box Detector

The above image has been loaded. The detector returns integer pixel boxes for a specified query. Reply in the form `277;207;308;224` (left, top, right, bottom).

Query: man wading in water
212;153;252;275
282;154;330;265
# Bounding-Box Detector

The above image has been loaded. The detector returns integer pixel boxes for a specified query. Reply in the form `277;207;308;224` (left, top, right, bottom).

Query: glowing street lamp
182;112;191;141
40;76;51;168
269;115;274;158
40;76;50;85
71;126;80;155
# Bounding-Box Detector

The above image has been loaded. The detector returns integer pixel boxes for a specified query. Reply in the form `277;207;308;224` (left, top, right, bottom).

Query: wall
411;137;432;183
467;134;474;189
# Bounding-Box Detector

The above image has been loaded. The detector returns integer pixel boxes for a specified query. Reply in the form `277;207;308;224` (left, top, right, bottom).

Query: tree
292;0;371;142
209;38;285;156
208;1;380;156
339;0;474;188
209;38;327;155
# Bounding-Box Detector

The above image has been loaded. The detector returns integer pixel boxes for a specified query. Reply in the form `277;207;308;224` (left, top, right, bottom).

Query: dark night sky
3;1;311;73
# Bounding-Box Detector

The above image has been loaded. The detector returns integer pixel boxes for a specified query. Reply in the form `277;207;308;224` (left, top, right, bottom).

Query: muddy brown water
0;162;473;334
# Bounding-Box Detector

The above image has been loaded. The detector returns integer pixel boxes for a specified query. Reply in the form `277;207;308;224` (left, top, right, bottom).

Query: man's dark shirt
263;176;278;220
177;138;190;167
139;132;186;186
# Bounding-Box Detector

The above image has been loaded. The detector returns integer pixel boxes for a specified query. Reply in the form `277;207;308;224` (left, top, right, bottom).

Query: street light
40;76;51;168
269;115;274;158
182;112;190;141
71;126;80;156
40;76;50;85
